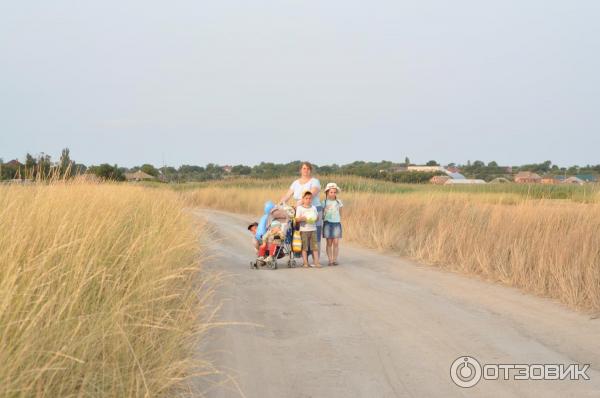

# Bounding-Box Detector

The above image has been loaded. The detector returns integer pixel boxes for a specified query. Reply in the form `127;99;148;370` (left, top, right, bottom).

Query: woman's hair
300;161;313;172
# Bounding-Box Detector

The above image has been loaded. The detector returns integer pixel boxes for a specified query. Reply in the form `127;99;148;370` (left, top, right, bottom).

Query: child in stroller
257;220;284;263
251;203;298;270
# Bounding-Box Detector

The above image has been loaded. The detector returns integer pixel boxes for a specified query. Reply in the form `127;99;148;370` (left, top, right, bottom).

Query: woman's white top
290;177;321;207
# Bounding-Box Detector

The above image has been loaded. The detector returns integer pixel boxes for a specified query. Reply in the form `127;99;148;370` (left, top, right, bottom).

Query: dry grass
182;186;600;312
169;175;600;202
0;182;216;397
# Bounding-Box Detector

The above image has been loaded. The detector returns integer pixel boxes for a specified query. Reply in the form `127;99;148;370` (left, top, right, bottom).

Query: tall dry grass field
183;186;600;312
0;183;214;397
171;175;600;202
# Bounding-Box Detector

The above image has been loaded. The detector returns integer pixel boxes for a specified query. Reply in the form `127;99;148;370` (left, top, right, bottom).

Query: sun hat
324;182;341;193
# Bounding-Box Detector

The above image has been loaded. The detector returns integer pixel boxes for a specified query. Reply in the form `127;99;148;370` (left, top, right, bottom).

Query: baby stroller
250;204;298;270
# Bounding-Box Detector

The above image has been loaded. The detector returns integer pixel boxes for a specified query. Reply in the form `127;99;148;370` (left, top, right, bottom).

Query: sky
1;0;599;168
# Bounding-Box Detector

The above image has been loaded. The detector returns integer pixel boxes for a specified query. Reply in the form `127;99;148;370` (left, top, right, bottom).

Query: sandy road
196;209;600;398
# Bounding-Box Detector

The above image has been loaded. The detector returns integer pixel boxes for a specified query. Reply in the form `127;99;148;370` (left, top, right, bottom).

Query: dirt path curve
196;209;600;398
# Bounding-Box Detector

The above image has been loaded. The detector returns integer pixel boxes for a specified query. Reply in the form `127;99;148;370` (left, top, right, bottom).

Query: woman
280;161;323;251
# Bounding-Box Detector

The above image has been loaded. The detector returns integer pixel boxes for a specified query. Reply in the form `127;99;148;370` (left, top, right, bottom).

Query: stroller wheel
266;259;277;270
250;261;257;270
289;259;297;268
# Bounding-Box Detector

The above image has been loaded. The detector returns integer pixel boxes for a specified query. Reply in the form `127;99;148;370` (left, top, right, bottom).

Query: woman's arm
280;188;294;204
310;178;320;199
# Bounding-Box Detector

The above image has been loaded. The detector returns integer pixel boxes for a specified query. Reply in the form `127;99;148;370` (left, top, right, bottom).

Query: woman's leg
312;230;320;267
315;206;323;255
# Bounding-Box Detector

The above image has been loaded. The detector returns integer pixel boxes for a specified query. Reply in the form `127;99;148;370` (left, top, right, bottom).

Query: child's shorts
323;221;342;239
300;230;318;251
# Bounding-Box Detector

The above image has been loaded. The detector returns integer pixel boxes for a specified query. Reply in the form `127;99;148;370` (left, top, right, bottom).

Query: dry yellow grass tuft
0;182;215;397
183;186;600;312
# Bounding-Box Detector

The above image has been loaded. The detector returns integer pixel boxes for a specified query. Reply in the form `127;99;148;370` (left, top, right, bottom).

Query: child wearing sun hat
322;182;343;266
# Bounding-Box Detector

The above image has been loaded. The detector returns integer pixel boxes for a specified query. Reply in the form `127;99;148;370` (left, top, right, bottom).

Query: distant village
402;165;597;185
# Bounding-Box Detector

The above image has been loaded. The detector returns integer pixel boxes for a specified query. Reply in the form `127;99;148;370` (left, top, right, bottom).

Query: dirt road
196;209;600;398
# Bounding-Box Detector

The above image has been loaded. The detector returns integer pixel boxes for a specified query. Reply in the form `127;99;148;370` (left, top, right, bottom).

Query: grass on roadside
166;175;600;202
0;182;216;397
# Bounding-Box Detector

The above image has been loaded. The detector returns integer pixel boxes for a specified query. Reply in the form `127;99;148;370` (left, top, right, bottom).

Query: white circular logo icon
450;356;482;388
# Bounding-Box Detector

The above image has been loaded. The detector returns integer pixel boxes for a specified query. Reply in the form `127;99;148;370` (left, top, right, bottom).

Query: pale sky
1;0;599;167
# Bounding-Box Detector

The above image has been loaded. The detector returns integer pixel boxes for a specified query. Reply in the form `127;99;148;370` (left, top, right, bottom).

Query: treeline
0;149;87;180
0;155;443;183
160;161;444;183
2;150;599;183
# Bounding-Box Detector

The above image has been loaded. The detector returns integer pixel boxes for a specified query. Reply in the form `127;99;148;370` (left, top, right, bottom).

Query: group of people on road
248;161;343;268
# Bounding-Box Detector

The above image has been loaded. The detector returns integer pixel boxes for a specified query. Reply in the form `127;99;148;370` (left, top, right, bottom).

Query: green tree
567;165;579;175
159;166;178;182
231;165;252;175
24;153;36;177
89;164;125;181
0;160;19;180
59;148;73;178
140;164;159;177
36;153;52;179
205;163;223;179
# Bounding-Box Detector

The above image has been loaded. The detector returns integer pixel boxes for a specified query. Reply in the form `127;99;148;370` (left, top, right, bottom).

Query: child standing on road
295;191;321;268
322;182;343;266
